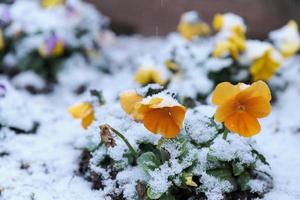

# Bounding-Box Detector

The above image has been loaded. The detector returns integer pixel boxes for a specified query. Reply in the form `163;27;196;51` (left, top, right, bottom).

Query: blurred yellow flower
68;102;94;129
119;91;143;121
250;49;281;81
213;14;223;31
281;20;300;57
135;95;186;138
41;0;65;8
178;22;210;40
212;81;272;137
213;33;245;60
0;30;4;50
134;67;165;86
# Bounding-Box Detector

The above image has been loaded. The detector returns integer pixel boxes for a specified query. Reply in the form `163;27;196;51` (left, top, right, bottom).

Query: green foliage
137;152;161;174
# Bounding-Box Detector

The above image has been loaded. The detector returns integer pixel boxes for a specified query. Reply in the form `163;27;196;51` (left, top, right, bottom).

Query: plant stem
110;127;138;159
223;128;229;140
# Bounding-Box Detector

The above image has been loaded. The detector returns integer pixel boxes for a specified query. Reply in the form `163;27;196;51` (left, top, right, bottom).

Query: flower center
237;104;246;111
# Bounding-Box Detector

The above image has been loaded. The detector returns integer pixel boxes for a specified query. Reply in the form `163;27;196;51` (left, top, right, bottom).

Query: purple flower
0;7;11;26
40;33;64;57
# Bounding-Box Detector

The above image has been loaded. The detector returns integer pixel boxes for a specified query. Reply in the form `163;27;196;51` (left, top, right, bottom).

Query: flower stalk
110;127;138;159
223;128;229;140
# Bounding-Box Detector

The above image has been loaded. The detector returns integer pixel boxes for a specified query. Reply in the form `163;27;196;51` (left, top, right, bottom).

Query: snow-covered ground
0;36;300;200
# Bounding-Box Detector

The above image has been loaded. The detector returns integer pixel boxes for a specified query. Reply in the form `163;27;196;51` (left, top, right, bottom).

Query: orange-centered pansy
68;102;94;129
119;91;143;121
212;81;271;137
135;94;186;138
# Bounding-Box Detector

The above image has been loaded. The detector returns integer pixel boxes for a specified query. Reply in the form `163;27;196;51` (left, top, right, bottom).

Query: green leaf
232;162;245;176
207;153;219;162
137;152;161;173
90;89;105;105
147;187;164;199
207;168;233;181
252;149;269;165
237;171;251;191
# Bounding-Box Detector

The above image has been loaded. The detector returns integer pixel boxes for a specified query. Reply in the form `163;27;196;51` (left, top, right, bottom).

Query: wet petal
143;108;180;138
225;112;261;137
68;102;92;119
244;96;271;118
82;112;94;129
119;91;143;114
214;99;237;122
169;106;186;128
237;81;271;102
212;82;240;105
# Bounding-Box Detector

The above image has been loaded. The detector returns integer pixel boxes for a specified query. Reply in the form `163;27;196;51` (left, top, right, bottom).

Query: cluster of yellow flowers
176;12;300;83
68;12;297;141
69;80;272;139
212;14;246;61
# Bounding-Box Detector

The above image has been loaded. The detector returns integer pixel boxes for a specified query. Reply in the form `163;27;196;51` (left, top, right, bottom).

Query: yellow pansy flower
213;14;224;31
213;33;245;60
212;81;272;137
178;22;210;40
250;49;281;81
41;0;65;8
134;67;165;86
281;20;300;57
135;95;186;138
68;102;94;129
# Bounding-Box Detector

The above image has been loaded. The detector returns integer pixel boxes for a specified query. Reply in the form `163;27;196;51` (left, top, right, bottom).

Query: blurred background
88;0;300;39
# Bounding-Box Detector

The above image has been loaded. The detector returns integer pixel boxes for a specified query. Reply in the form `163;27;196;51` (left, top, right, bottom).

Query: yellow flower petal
214;99;238;122
134;67;165;85
143;108;181;138
68;102;92;119
250;49;281;81
224;112;261;137
41;0;65;8
119;91;143;121
120;91;143;114
244;96;271;118
237;81;272;102
178;22;210;40
81;111;94;129
213;14;224;31
212;82;240;106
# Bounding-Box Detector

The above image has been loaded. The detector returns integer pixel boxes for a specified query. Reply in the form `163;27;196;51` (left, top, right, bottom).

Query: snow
0;3;300;200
